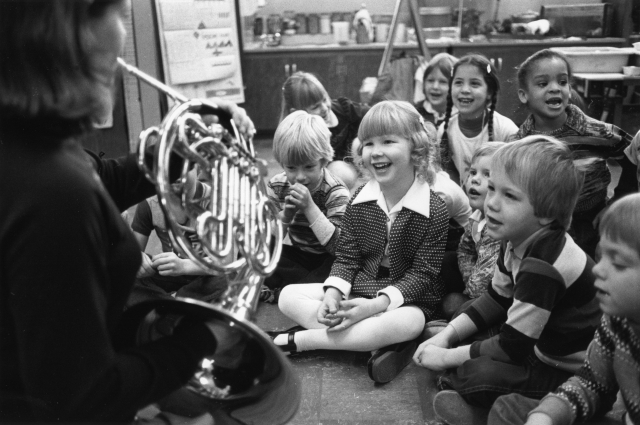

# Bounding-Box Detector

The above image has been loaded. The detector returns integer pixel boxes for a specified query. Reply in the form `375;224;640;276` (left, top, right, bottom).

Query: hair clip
486;63;491;74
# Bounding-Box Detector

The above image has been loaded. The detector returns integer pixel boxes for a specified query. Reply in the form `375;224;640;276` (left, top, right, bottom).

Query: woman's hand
137;252;155;278
203;98;255;139
317;288;343;328
151;252;188;276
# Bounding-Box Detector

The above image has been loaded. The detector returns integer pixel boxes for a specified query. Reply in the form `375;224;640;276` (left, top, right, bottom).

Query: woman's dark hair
516;49;573;91
440;54;500;168
0;0;119;119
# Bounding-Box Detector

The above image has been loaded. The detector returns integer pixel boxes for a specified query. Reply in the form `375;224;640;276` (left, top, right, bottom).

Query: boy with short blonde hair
489;193;640;425
263;111;350;302
413;136;603;424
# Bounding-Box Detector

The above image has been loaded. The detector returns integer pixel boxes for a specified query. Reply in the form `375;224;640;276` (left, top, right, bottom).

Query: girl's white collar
352;178;431;217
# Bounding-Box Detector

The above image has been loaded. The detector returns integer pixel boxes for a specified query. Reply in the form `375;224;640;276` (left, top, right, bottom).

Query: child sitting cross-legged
488;193;640;425
439;142;504;320
413;135;603;424
262;111;351;302
273;100;449;384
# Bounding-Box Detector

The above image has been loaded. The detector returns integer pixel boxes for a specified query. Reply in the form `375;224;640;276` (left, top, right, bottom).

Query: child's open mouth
546;97;563;108
457;98;474;105
486;215;501;226
372;162;391;171
467;187;480;196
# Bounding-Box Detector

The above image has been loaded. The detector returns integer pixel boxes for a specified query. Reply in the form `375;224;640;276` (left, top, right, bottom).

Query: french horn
115;58;299;424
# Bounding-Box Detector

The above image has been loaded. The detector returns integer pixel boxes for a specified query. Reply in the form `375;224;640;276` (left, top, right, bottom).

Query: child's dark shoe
266;325;305;355
367;339;417;383
433;390;489;425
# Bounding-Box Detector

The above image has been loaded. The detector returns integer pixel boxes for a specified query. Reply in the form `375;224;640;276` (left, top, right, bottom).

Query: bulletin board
155;0;245;103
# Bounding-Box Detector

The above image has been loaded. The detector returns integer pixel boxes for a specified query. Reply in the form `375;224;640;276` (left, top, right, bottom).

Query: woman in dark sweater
0;1;253;422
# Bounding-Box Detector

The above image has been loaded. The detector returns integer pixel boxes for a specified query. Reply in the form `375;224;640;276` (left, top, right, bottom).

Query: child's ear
538;217;554;226
517;89;529;105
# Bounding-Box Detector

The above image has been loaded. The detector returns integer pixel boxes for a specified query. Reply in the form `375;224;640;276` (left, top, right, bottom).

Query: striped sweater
531;314;640;425
453;227;602;372
267;168;349;255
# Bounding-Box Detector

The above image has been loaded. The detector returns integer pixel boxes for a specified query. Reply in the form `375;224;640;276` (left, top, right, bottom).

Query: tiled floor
254;302;444;425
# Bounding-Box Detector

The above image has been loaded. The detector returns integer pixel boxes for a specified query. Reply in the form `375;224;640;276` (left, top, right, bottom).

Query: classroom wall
240;0;603;24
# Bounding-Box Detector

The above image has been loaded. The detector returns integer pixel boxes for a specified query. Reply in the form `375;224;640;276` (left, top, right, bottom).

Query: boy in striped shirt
413;136;602;423
263;111;350;302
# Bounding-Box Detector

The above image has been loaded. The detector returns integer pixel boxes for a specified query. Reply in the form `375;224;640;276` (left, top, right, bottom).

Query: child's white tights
278;283;425;352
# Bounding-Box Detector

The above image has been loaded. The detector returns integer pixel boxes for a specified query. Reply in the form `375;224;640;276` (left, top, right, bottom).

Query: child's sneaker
433;390;489;425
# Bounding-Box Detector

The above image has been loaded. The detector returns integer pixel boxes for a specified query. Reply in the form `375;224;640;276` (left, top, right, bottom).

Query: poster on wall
155;0;245;104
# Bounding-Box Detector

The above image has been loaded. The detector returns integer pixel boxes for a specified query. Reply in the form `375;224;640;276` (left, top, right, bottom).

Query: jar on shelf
295;13;308;34
267;14;282;34
307;14;320;34
320;14;331;34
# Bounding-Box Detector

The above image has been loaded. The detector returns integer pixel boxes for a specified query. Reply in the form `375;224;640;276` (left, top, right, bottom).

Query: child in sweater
263;111;350;301
274;101;449;384
514;48;636;259
489;193;640;425
413;136;602;424
440;142;504;319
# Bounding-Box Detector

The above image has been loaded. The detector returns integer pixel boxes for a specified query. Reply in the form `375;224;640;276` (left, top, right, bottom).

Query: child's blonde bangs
599;193;640;256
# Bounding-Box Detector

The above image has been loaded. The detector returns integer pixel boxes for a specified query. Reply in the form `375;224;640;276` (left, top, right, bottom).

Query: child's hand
327;298;381;332
151;252;188;276
317;288;343;328
413;345;452;371
281;198;299;224
287;183;313;211
413;329;455;363
137;252;155;278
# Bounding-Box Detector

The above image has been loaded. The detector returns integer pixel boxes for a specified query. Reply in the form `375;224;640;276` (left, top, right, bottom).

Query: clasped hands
412;326;470;371
281;183;313;223
316;288;389;332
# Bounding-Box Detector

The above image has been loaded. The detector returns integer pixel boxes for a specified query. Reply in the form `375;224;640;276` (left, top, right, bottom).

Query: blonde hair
491;135;583;230
599;193;640;256
470;141;507;165
353;100;437;184
280;72;330;122
272;110;333;166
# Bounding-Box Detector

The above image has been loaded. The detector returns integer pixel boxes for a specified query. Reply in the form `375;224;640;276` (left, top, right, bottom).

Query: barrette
487;63;491;74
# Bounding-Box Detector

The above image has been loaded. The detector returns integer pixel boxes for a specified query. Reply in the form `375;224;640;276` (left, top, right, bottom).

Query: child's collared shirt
324;177;448;320
267;168;349;255
456;209;500;298
450;226;601;373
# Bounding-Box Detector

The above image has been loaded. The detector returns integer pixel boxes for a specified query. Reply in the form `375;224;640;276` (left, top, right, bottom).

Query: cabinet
241;45;445;132
451;39;626;126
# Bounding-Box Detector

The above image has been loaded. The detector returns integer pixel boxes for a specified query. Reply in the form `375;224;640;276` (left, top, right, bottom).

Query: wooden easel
378;0;431;76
